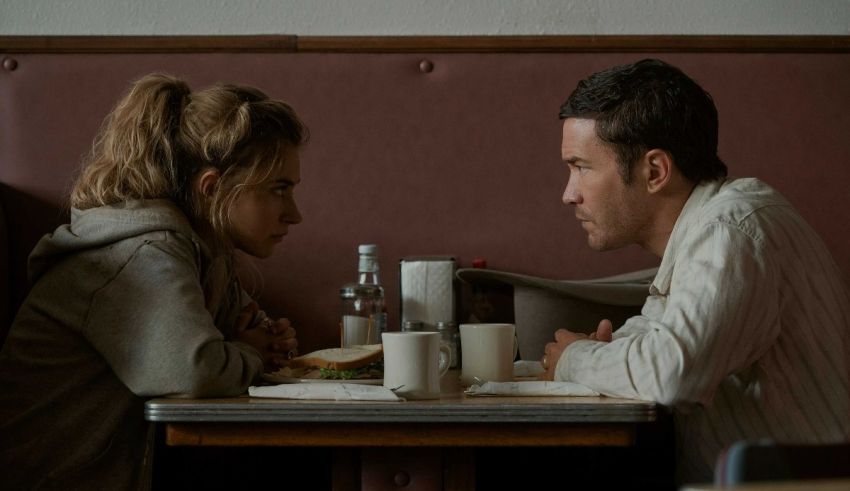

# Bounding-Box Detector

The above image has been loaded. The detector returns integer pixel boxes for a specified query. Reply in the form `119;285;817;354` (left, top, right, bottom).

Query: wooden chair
715;440;850;485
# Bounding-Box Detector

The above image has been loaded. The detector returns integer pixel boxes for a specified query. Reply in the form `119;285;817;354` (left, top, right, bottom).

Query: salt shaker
402;320;425;332
435;321;460;368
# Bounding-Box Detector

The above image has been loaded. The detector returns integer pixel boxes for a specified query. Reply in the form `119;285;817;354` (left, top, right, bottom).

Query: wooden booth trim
0;35;298;53
1;35;849;53
296;35;850;53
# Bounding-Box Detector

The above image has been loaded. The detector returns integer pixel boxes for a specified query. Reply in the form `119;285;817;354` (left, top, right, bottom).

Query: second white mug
382;331;451;400
459;323;517;385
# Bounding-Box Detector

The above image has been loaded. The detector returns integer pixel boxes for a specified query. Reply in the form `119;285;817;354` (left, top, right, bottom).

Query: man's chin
586;235;614;252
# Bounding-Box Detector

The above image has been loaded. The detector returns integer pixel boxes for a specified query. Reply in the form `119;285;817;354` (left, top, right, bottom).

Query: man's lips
574;207;591;222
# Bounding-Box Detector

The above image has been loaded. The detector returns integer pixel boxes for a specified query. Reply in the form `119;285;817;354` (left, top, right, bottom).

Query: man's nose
562;176;580;205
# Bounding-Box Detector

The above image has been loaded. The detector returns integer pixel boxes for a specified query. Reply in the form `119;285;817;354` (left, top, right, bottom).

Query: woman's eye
272;185;290;196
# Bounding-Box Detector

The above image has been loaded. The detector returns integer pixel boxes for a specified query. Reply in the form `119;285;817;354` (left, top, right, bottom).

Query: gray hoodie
0;199;264;490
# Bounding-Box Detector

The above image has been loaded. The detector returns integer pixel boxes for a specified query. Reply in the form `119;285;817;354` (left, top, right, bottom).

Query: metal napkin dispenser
399;256;456;331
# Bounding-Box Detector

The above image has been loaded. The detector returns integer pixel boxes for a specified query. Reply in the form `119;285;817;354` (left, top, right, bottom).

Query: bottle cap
358;244;378;255
472;258;487;268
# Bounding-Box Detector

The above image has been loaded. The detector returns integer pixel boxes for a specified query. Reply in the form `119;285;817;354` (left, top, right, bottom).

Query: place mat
465;380;600;397
249;383;402;401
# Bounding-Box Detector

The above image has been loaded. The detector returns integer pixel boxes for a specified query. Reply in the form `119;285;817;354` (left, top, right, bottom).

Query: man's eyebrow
563;156;585;164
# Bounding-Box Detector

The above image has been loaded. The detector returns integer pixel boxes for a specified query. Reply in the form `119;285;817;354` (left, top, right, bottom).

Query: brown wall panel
1;49;848;351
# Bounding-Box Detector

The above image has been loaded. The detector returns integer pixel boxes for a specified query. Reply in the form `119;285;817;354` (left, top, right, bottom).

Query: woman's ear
644;149;674;194
197;169;221;198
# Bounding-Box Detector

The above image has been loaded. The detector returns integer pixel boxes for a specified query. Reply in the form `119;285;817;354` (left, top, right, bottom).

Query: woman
0;73;306;489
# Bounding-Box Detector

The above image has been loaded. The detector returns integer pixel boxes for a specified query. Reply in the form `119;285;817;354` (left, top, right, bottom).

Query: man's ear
197;168;221;198
643;149;674;194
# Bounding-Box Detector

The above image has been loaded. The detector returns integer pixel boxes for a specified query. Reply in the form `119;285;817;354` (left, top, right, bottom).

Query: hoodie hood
28;199;207;283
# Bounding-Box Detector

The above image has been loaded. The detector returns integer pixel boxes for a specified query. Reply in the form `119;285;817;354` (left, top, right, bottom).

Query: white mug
382;332;452;400
459;323;518;385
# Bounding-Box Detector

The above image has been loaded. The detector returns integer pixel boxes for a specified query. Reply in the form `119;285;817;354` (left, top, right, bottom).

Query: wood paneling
165;422;636;447
1;35;848;53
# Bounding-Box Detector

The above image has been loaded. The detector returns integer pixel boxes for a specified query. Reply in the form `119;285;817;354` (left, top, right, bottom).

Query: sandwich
279;344;384;380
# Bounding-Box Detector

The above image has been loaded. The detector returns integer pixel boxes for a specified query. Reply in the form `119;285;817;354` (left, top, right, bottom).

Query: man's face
560;118;649;251
229;147;303;258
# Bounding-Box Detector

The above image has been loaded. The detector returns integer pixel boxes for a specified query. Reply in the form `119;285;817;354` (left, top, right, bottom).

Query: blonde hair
71;73;308;249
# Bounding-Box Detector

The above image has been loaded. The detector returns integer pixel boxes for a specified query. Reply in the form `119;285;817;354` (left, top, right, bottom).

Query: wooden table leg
333;448;361;491
443;448;475;491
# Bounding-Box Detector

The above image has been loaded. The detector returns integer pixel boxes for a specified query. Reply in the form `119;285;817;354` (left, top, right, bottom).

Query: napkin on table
465;380;600;397
249;383;402;401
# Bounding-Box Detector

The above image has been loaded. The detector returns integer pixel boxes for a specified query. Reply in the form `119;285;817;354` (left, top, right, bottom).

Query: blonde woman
0;74;306;490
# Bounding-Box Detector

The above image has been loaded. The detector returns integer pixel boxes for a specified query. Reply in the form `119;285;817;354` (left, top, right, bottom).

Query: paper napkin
465;380;600;397
249;383;403;401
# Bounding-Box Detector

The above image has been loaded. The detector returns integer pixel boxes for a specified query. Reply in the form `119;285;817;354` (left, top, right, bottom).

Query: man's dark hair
559;58;727;184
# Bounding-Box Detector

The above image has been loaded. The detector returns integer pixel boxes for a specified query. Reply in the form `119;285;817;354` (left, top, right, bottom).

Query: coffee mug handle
438;343;452;376
513;332;519;360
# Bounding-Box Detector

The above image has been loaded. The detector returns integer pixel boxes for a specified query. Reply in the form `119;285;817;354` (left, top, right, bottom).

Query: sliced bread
288;344;383;371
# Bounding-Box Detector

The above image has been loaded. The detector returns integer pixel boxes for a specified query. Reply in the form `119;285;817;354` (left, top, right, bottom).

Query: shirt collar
650;179;726;296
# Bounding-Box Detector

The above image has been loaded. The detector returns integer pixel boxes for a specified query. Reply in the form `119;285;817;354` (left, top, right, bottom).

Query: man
540;58;850;483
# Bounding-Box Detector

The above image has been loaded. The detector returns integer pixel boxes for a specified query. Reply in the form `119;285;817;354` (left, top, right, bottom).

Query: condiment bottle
339;244;387;347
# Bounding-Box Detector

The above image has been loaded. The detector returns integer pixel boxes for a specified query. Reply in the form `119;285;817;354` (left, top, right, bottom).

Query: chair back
715;440;850;485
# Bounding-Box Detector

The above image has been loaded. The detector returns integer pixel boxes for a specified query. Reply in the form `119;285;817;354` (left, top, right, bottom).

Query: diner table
144;371;668;491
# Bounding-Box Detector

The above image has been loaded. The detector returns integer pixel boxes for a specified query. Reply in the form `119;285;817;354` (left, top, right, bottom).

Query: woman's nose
284;201;302;224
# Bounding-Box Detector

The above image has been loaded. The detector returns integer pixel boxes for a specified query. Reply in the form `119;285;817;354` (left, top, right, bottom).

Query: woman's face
229;146;302;258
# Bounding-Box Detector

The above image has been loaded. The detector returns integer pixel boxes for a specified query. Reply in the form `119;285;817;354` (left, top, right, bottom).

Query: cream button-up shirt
556;177;850;483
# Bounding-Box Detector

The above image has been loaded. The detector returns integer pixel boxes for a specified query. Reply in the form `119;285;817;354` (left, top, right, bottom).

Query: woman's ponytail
71;74;190;209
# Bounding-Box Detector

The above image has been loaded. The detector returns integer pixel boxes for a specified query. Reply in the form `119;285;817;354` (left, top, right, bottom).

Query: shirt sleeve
555;220;781;406
80;234;264;398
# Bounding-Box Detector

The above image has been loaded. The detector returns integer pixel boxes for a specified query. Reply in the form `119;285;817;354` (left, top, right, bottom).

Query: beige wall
1;0;848;35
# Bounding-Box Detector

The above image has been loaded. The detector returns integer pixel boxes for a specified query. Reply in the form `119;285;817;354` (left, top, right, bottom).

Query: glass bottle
339;244;387;347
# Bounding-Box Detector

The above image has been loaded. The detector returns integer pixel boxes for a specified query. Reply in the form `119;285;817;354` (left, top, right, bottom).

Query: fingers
267;355;290;371
236;302;259;332
537;369;555;381
271;338;298;353
267;318;296;337
596;319;613;343
554;328;588;345
553;329;571;342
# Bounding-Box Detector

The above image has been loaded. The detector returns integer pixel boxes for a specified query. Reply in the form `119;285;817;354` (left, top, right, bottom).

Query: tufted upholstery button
2;58;18;71
393;470;411;486
418;59;434;73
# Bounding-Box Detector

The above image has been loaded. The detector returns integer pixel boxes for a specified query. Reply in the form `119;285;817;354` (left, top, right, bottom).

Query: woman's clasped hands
236;301;299;371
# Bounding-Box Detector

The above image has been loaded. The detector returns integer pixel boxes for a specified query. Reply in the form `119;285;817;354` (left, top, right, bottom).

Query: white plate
261;373;383;385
